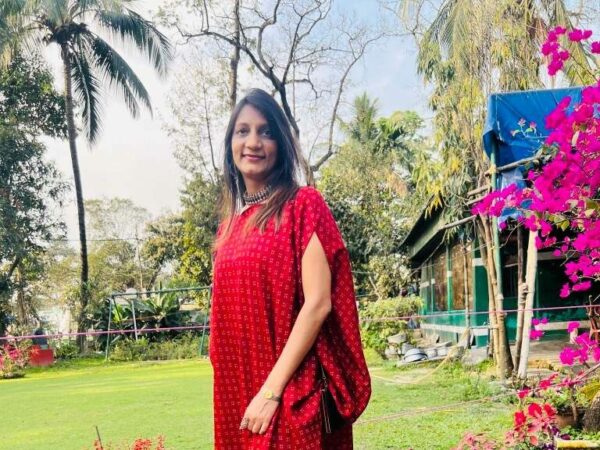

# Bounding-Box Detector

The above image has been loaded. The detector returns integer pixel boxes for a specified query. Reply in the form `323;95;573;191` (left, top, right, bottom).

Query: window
451;243;472;310
433;250;447;311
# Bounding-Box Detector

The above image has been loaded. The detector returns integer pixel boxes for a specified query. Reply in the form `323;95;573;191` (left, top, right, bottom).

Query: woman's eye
236;128;248;135
261;128;272;137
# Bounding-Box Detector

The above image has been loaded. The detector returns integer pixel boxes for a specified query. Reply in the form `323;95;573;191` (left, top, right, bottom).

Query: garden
1;1;600;449
1;350;516;450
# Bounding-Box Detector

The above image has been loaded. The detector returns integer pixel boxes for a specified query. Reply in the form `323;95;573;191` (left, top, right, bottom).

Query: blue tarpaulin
482;87;583;225
483;87;583;167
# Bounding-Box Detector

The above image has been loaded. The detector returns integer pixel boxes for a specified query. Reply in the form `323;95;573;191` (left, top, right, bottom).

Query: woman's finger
251;419;263;434
258;420;270;435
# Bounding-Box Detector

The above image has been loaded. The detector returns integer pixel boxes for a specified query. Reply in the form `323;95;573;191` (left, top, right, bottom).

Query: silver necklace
242;184;273;205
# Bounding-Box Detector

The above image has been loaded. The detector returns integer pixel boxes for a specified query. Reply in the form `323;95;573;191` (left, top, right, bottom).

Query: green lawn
0;357;513;449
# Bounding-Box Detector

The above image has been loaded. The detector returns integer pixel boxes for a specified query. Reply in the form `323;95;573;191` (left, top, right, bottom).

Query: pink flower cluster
530;317;549;340
541;26;600;75
559;322;600;366
474;27;600;297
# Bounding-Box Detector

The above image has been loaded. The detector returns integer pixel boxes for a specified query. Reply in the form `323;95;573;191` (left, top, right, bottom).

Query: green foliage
0;55;67;330
405;0;598;224
319;94;429;296
360;295;423;356
367;254;412;299
109;333;201;362
141;214;184;288
576;378;600;408
2;0;173;142
53;341;79;360
177;175;220;290
0;53;66;137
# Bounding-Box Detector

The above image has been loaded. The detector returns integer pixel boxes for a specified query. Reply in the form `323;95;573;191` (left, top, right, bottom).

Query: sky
41;0;430;242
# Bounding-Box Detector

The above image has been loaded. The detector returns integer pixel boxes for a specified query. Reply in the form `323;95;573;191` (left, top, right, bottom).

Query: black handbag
319;364;346;433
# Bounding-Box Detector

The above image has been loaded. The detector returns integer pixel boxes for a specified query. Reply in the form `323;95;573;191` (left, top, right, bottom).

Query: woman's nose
245;129;262;148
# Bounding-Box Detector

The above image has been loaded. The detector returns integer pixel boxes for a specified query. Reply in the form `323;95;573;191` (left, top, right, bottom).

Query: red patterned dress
210;186;371;449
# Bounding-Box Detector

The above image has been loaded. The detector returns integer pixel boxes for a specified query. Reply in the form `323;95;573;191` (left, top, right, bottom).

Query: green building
402;87;596;347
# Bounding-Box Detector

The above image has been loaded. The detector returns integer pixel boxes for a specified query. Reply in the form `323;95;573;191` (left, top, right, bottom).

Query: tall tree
319;93;429;298
163;0;384;179
1;0;172;349
398;0;598;378
0;54;67;335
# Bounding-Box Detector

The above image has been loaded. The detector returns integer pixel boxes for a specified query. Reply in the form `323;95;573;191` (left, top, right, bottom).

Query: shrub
109;333;201;362
360;295;423;356
53;341;79;360
0;339;32;379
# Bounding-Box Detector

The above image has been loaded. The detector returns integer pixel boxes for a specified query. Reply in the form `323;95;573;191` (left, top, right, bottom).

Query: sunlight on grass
1;357;513;449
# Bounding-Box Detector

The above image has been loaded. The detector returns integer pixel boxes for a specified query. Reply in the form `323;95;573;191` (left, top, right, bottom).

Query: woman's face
231;105;278;187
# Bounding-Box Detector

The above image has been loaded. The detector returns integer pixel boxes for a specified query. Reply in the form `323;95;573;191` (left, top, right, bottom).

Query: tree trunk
0;256;22;336
514;225;526;369
229;0;240;110
478;226;501;364
517;229;538;379
61;45;89;353
480;217;513;379
584;390;600;432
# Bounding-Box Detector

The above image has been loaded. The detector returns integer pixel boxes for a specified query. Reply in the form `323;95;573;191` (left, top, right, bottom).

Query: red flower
528;402;543;418
514;410;527;427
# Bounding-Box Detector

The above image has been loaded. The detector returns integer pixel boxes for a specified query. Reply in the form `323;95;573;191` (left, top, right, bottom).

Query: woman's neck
243;179;268;195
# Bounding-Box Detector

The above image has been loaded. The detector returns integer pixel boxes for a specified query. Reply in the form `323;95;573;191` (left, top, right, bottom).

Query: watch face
264;390;272;399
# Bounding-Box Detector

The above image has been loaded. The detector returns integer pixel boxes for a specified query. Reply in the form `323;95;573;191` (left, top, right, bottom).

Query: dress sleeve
293;187;345;268
292;187;371;423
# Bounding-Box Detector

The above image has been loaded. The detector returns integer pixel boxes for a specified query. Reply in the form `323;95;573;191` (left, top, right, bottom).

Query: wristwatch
262;388;282;402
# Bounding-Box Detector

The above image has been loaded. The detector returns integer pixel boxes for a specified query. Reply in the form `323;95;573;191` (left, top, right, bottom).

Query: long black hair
217;88;301;244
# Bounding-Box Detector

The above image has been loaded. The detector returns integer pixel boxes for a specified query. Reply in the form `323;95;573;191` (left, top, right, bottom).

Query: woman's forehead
235;104;268;125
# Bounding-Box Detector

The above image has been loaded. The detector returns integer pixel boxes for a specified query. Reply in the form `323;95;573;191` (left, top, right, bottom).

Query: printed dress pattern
210;186;371;449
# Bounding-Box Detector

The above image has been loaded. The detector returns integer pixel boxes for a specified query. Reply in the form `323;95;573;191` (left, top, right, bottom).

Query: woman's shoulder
293;185;327;206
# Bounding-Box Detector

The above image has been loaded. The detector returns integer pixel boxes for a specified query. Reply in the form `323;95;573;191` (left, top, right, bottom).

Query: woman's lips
243;154;264;161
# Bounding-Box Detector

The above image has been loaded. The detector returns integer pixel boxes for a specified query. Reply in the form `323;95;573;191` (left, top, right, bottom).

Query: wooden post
517;229;538;379
514;225;526;369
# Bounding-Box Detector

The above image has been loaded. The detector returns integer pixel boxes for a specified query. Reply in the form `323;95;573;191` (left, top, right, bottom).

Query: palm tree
0;1;172;350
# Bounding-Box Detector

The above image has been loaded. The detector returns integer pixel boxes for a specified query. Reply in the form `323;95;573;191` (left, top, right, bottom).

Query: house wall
419;239;490;347
418;239;594;347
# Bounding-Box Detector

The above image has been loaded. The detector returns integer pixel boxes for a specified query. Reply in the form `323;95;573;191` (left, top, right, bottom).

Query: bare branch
311;33;385;172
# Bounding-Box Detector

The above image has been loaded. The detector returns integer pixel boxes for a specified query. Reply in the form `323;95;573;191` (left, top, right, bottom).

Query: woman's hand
240;390;280;435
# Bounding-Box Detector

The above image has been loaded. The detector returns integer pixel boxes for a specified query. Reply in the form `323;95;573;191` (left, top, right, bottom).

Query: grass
1;355;514;449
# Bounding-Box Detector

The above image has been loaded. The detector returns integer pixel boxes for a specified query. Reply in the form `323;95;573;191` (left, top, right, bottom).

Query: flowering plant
91;436;165;450
455;25;600;449
0;338;33;379
473;26;600;298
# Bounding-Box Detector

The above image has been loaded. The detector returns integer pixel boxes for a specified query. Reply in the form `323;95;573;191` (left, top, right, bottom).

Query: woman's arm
242;232;332;434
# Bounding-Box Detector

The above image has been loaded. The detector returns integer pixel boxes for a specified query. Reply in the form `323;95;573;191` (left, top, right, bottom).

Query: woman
210;88;371;449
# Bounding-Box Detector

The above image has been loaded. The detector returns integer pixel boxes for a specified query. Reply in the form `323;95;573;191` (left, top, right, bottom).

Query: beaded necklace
242;184;273;205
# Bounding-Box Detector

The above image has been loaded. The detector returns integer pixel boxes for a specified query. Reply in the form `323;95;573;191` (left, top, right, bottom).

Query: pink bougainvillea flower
530;329;544;340
532;318;541;326
540;317;549;325
539;373;558;390
593;346;600;363
568;29;592;42
554;26;567;35
560;347;578;366
567;321;580;333
573;281;592;292
592;41;600;54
